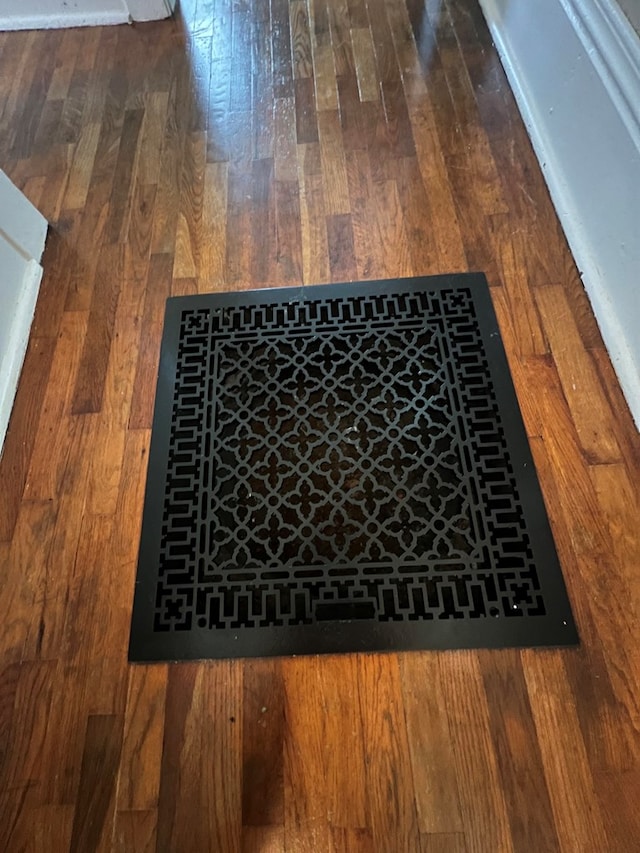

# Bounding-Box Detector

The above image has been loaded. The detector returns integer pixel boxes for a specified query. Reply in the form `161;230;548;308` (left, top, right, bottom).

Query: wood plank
274;97;298;183
104;107;144;244
250;157;276;284
295;76;320;144
11;34;61;158
490;213;548;357
271;0;294;98
47;31;80;101
479;650;560;850
125;180;158;286
274;179;303;285
328;0;354;77
128;253;173;429
117;666;168;811
312;42;339;111
37;658;126;808
311;0;332;47
136;91;170;186
337;71;378;152
391;156;439;276
16;805;74;853
24;311;89;502
252;33;275;160
0;32;40;159
282;655;370;840
31;222;78;338
351;28;380;102
113;810;157;853
282;658;333;848
297;160;330;284
357;654;421;850
242;660;285;827
317;109;351;216
379;78;416;157
438;651;514;851
399;653;464;834
405;112;467;270
367;0;401;83
63;121;102;210
594;770;640;852
534;285;621;463
206;56;231;163
591;347;640;475
316;656;368;829
0;660;57;803
327;213;357;281
173;131;206;280
590;463;640;592
522;371;640;749
200;162;228;290
69;714;124;853
386;0;426;98
0;661;21;776
0;336;56;541
83;278;143;516
150;61;186;252
291;1;314;79
71;244;124;415
370;178;413;277
156;663;243;852
242;825;286;852
419;833;468;853
0;502;57;662
330;826;375;852
522;650;609;852
155;664;200;852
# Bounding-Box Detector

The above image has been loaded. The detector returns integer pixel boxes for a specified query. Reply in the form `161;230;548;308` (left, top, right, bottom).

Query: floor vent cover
128;275;578;661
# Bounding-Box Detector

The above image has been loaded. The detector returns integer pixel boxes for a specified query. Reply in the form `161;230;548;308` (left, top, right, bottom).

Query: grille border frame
128;274;578;661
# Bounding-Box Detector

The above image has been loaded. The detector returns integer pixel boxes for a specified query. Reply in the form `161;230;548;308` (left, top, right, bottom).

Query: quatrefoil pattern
154;287;546;632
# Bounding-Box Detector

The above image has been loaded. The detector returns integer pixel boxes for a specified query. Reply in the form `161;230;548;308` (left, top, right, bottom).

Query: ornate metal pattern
130;276;578;660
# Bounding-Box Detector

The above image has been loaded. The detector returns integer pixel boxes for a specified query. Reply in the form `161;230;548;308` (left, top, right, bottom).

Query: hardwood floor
1;1;639;850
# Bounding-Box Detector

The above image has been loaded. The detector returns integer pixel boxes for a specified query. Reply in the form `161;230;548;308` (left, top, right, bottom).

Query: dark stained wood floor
1;1;639;850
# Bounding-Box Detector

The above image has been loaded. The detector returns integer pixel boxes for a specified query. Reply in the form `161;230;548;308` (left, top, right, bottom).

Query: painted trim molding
0;170;48;456
562;0;640;147
479;0;640;429
0;260;44;454
0;0;174;30
126;0;175;22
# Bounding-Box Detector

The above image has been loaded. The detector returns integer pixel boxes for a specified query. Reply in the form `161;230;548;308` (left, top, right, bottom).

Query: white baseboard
479;0;640;430
0;0;174;29
0;259;44;455
0;11;129;30
126;0;174;22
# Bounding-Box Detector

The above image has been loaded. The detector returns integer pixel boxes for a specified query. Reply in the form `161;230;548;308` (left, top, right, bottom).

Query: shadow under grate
128;274;578;661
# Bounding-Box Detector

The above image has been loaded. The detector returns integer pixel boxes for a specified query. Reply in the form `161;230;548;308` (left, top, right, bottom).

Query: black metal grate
129;275;578;661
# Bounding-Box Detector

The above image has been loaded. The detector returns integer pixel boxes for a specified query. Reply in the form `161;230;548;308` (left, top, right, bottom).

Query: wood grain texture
438;651;513;851
522;650;609;852
242;660;285;827
534;285;621;464
0;1;639;850
69;714;124;853
399;654;464;835
0;336;55;540
117;666;168;811
357;655;420;850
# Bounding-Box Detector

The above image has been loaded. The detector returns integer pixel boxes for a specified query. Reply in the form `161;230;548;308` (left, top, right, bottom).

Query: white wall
0;171;48;456
0;0;174;29
479;0;640;429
